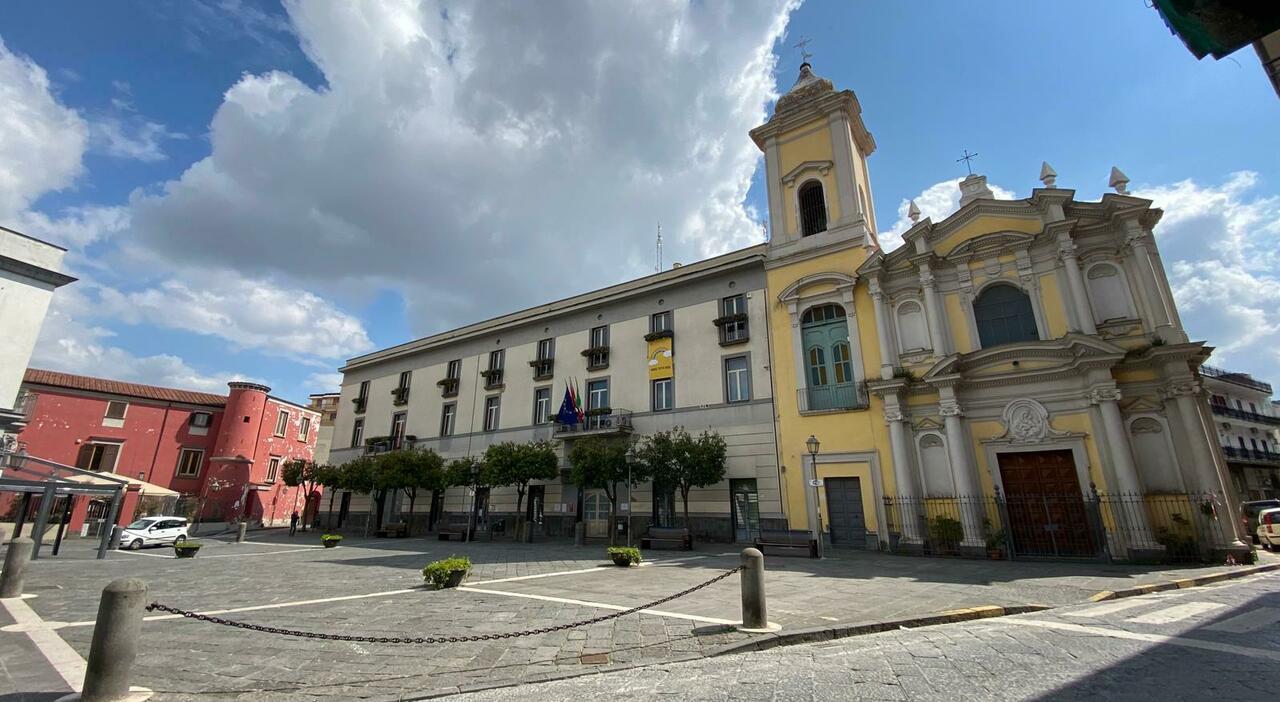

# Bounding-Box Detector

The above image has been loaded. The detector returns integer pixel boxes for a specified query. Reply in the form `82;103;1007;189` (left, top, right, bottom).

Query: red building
9;369;321;532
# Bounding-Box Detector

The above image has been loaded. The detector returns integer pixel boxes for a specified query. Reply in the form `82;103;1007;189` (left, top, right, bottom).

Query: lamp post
805;435;823;559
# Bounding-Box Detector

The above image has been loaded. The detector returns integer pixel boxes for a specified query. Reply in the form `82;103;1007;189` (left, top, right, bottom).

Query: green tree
483;440;560;518
313;464;343;529
446;456;489;536
375;449;447;534
632;428;727;538
281;459;322;531
340;455;386;529
568;435;635;545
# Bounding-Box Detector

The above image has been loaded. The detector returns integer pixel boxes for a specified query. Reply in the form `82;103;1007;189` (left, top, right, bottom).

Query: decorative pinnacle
907;200;921;224
1039;162;1057;188
1109;166;1129;194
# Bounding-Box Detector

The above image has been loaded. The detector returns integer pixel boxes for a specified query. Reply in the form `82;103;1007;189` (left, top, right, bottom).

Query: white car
1256;507;1280;551
119;516;189;550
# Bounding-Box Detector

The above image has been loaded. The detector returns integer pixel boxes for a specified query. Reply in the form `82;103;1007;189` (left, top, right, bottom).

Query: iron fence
883;491;1231;564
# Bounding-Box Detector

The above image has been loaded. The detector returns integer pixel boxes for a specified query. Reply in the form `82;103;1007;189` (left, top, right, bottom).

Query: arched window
918;434;954;497
895;300;929;352
801;303;845;325
1086;263;1130;323
800;302;856;411
973;284;1039;348
807;346;828;386
798;181;828;237
832;342;852;383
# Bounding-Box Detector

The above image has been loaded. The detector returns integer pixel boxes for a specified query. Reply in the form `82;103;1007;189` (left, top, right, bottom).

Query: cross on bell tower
793;37;813;65
956;149;979;176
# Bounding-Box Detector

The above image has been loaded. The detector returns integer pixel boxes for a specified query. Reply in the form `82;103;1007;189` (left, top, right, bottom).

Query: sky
1;0;1277;403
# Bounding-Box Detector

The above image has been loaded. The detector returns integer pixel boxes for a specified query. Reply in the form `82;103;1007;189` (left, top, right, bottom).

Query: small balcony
797;382;869;414
391;387;410;406
582;347;610;371
530;358;554;380
437;377;459;398
555;409;634;437
1210;403;1280;426
351;396;368;414
481;369;504;390
1222;446;1280;467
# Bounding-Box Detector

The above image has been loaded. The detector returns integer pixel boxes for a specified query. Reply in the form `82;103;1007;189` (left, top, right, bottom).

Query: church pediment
776;270;857;304
921;334;1126;387
943;230;1037;262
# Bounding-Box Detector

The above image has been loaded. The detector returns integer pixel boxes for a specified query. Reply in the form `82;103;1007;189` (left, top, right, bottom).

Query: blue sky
1;0;1277;402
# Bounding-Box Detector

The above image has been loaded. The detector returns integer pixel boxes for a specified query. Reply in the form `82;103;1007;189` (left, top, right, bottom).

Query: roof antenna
655;221;663;273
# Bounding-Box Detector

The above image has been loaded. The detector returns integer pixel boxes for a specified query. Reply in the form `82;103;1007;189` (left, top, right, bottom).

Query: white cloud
127;0;798;335
881;178;1017;252
89;117;186;163
304;372;343;393
0;37;87;219
96;274;375;360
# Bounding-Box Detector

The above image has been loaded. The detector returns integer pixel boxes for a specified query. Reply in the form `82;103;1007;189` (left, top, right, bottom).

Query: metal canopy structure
1;451;127;560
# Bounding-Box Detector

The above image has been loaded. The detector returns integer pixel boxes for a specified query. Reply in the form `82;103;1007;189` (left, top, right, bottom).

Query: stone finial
958;174;994;207
1039;161;1057;188
907;200;921;224
1109;166;1129;194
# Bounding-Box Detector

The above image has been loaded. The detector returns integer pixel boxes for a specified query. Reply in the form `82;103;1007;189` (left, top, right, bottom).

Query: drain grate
579;652;609;665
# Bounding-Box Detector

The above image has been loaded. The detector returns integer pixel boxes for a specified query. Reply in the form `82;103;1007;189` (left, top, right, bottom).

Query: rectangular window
188;412;212;428
650;311;672;334
484;396;501;432
533;387;552;424
274;409;289;437
587;379;609;410
398;370;412;390
724;355;751;403
266;456;281;483
534;338;555;378
441;360;461;397
299;416;311;441
537;338;554;360
440;403;456;437
587;325;610;368
393;370;412;405
447;360;461;379
485;350;505;388
390;412;407;448
351;418;364;447
720;294;748;343
75;442;121;473
1250;402;1258;414
175;448;203;478
354;381;370;413
652;378;673;412
104;401;128;420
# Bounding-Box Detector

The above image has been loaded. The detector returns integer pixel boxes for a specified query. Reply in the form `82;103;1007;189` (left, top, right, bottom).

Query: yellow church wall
813;461;881;532
1114;368;1160;384
930;216;1044;257
968;411;1111;497
775;126;842;233
944;292;974;353
1038;273;1069;338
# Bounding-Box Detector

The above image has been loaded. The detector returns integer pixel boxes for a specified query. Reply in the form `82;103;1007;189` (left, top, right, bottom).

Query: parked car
1240;500;1280;544
1256;508;1280;550
118;516;189;550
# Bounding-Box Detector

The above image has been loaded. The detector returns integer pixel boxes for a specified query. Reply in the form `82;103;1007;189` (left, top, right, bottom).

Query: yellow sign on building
647;337;673;379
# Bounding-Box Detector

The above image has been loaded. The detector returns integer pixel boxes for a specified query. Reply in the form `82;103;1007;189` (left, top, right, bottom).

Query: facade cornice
749;90;875;155
0;253;77;288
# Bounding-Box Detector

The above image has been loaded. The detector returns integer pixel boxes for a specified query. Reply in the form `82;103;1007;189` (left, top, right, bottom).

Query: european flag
555;385;578;425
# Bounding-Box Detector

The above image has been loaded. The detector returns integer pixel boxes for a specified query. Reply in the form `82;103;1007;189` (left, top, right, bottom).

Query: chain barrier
145;565;743;644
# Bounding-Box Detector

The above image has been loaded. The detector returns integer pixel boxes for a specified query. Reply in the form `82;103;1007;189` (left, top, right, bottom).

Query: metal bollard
235;522;247;543
0;537;34;598
573;521;586;546
79;578;148;702
737;547;772;632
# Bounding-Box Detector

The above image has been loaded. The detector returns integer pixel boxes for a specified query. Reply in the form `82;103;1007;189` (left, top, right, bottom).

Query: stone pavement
455;569;1280;701
0;531;1272;700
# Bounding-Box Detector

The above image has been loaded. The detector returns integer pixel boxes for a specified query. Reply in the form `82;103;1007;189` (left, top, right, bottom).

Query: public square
2;531;1275;701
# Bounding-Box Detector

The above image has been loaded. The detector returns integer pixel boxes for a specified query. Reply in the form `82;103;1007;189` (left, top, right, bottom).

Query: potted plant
607;546;642;567
985;529;1006;560
927;516;963;555
423;555;472;589
321;534;343;548
173;540;202;559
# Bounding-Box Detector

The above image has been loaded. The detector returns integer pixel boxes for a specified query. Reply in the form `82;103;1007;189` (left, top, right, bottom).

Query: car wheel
175;534;187;544
129;539;143;550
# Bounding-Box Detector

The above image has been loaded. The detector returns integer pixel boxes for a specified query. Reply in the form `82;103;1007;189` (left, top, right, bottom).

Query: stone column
1058;239;1097;335
868;279;897;380
1091;386;1158;548
918;267;950;356
939;395;985;548
1165;382;1248;549
885;407;923;544
1125;226;1175;339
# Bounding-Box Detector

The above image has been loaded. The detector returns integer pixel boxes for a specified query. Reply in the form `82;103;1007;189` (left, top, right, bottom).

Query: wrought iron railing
1210;404;1280;426
1201;365;1273;394
555;409;633;435
797;382;868;413
1222;446;1280;464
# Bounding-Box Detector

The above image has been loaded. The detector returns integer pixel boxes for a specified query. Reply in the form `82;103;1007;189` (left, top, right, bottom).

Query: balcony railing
1210;404;1280;426
1201;365;1273;394
555;409;633;436
797;382;869;413
1222;446;1280;465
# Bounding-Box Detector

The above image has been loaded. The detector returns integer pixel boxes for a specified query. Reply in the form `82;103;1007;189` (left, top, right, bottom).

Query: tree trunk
327;492;336;530
606;481;618;546
407;490;416;536
681;486;692;544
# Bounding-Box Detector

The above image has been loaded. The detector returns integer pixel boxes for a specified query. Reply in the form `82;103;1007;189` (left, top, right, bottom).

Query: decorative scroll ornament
1089;386;1123;404
883;407;906;424
939;399;963;417
995;398;1070;444
1161;381;1202;399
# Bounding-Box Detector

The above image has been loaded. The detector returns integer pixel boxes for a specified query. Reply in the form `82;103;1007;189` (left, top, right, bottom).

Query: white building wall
0;229;73;413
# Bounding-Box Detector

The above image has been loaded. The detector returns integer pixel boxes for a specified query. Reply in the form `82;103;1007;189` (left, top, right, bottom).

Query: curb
1087;562;1280;602
705;604;1051;657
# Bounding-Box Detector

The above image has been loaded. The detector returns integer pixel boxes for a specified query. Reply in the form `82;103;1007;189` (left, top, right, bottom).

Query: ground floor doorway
731;479;760;542
583;490;610;538
824;477;866;548
998;449;1095;557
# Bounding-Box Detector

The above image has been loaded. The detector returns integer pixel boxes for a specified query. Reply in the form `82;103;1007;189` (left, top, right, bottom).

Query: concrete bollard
573;521;586;546
79;578;148;702
235;522;248;543
738;547;771;632
0;537;34;598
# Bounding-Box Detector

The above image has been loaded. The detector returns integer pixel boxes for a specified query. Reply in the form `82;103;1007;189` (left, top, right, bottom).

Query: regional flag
556;384;578;425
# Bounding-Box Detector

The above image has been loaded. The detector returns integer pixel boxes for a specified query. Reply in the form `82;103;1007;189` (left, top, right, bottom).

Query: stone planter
611;554;635;567
442;569;468;589
323;540;340;549
174;546;200;559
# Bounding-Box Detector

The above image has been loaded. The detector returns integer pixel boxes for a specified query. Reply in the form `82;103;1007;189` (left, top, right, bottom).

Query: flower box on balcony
391;387;410;406
529;359;554;379
437;378;459;397
643;329;674;342
480;369;504;389
711;312;747;327
351;397;367;413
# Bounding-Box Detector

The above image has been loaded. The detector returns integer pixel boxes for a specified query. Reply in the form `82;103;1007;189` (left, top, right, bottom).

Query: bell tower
750;62;878;257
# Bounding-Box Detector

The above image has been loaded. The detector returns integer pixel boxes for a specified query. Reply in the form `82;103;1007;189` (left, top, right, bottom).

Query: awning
63;473;180;497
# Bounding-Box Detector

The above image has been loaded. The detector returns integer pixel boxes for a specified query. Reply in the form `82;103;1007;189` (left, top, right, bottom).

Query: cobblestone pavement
0;531;1272;701
459;570;1280;701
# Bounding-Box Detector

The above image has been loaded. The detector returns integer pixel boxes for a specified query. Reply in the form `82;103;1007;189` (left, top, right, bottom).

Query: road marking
1206;606;1280;634
1005;618;1280;662
115;547;319;560
458;586;738;625
1063;598;1159;619
55;588;420;629
0;596;85;691
468;566;618;586
1126;601;1226;624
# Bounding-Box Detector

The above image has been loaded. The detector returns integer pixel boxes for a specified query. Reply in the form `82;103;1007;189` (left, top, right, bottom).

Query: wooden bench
375;523;408;538
754;529;818;558
640;526;692;550
438;517;470;541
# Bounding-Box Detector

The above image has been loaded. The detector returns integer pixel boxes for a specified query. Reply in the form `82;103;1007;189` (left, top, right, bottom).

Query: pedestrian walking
289;510;300;536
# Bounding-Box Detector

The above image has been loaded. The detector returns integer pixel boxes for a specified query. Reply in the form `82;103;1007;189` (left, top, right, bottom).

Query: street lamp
805;435;823;559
